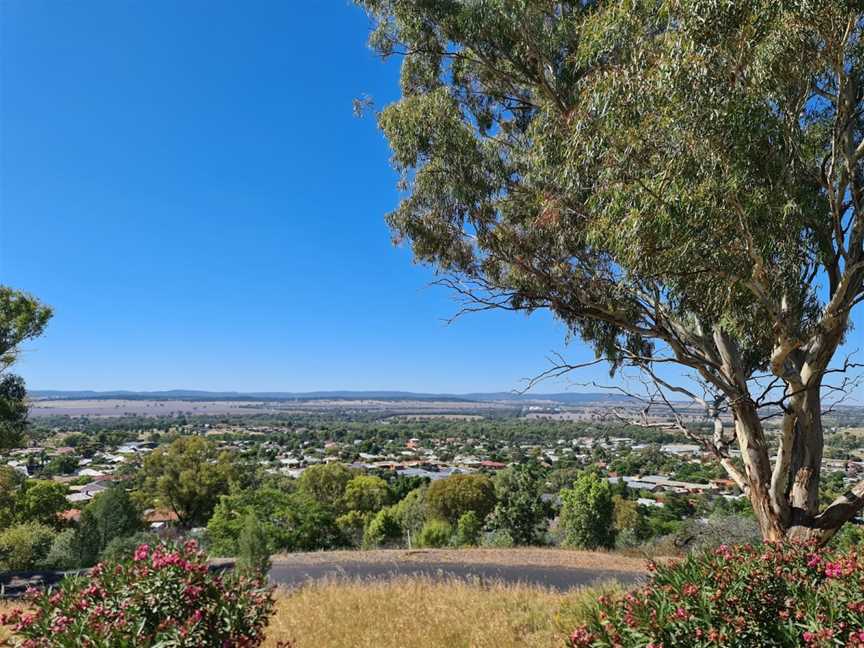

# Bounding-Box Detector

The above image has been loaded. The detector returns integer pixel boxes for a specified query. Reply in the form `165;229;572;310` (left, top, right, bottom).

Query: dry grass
270;547;649;573
262;576;621;648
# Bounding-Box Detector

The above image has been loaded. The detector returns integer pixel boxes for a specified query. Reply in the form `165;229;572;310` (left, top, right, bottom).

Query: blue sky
0;0;598;393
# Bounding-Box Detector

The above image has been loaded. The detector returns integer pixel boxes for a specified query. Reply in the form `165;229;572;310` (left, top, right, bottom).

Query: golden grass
270;547;649;573
262;576;622;648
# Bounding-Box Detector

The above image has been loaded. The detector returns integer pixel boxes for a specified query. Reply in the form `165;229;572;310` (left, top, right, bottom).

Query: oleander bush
570;542;864;648
2;540;275;647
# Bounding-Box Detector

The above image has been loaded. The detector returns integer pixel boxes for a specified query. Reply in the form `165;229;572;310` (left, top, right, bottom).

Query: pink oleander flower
570;627;595;647
133;544;150;562
825;562;843;578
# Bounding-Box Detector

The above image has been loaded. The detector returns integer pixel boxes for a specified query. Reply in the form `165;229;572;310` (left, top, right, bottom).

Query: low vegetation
262;576;613;648
570;542;864;648
1;540;273;647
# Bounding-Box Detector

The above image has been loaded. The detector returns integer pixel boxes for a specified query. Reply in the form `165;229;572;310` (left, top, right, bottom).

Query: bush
0;522;55;570
99;531;161;563
363;506;402;548
3;539;275;647
44;529;78;570
454;511;482;546
417;519;452;548
482;529;514;548
569;542;864;648
237;513;271;578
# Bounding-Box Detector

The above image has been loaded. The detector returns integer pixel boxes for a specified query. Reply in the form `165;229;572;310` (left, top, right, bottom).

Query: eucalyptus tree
357;0;864;543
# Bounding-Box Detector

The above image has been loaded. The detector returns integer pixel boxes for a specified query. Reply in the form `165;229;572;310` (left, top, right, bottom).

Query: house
144;508;179;529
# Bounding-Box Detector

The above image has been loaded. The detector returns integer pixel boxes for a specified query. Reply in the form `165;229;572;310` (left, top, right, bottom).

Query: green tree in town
357;0;864;544
72;487;141;567
426;474;495;525
17;480;69;528
137;436;235;526
487;464;546;546
0;466;25;529
296;463;353;512
208;488;346;556
559;472;615;550
343;475;391;514
0;522;55;570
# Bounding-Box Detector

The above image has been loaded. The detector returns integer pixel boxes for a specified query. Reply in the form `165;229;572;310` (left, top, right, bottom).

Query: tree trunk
785;386;824;541
731;399;786;541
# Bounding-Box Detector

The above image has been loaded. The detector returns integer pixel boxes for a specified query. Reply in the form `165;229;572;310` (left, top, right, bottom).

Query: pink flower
806;554;822;568
133;544;150;562
570;626;595;647
825;562;843;578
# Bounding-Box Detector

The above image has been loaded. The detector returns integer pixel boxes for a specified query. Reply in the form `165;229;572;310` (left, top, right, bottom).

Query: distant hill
28;389;634;405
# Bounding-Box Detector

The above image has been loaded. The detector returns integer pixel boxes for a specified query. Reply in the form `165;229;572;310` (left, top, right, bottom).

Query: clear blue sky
3;2;862;399
0;0;598;393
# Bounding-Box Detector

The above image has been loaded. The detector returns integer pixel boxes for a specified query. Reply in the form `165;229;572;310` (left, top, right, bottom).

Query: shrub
237;512;271;578
99;530;160;563
3;539;275;647
0;522;55;570
363;506;402;548
569;542;864;648
44;529;78;570
417;519;452;548
454;511;482;546
482;529;514;548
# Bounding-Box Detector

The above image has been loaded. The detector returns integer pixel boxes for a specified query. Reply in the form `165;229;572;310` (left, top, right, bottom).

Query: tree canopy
358;0;864;543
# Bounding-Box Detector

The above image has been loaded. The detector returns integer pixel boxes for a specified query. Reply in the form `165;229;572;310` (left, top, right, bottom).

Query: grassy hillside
263;576;617;648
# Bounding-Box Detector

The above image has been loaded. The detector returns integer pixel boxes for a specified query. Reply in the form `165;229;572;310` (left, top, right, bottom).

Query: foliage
611;496;650;546
207;488;345;556
335;510;369;547
72;487;141;567
237;513;271;579
482;529;515;549
343;475;391;514
2;540;274;647
296;462;354;512
44;529;78;570
393;486;427;537
559;472;615;550
99;531;160;563
570;542;864;648
0;522;55;570
43;455;79;477
0;287;52;449
416;519;452;548
426;474;495;525
487;464;546;545
16;480;68;528
454;511;482;547
0;376;29;451
137;436;236;526
363;506;403;548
